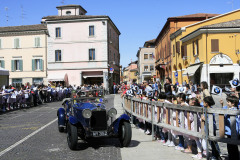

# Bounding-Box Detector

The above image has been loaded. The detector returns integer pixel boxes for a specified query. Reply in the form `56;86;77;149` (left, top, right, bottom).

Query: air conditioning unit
110;41;113;44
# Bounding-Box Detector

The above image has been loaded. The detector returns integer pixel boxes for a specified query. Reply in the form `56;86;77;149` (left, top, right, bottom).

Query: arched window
66;11;71;15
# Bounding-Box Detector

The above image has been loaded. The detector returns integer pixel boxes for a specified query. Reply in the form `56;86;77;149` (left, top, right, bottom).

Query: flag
178;87;186;93
211;85;222;96
225;86;231;92
137;89;142;95
194;84;197;92
126;89;133;96
229;78;240;88
152;53;155;59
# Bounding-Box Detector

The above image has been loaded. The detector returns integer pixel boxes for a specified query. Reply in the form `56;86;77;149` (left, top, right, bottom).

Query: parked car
57;89;132;150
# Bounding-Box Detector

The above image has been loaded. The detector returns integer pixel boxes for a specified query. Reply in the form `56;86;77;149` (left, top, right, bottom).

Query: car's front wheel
58;126;64;132
67;122;78;150
119;121;132;147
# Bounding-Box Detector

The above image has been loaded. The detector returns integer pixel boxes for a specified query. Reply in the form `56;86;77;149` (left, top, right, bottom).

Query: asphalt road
0;95;122;160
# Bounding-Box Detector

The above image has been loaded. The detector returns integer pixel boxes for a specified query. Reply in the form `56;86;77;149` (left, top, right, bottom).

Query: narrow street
0;95;121;160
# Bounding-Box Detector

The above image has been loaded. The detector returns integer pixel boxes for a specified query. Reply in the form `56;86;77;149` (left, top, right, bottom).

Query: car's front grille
90;110;107;131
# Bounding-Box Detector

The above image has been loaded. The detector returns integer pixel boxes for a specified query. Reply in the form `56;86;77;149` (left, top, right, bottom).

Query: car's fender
57;108;66;126
112;114;130;134
69;116;78;125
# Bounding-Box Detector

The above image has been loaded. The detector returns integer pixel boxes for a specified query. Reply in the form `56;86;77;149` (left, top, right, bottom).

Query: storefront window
12;78;22;88
33;78;43;85
210;73;233;88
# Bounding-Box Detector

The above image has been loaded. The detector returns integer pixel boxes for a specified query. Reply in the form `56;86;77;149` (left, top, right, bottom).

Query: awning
83;75;103;78
183;63;202;76
47;72;67;81
0;68;9;76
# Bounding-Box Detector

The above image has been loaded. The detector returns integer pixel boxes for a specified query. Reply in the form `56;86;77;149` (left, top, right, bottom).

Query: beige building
136;39;156;83
0;24;48;87
123;61;138;83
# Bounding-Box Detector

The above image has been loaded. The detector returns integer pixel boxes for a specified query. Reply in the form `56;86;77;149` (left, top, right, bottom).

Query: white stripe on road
0;118;58;157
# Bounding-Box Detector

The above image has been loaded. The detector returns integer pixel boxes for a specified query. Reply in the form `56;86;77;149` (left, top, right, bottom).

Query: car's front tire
58;126;64;132
119;121;132;147
67;122;78;150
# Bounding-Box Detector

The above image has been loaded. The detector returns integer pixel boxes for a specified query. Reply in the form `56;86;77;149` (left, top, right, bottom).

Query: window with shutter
144;54;148;60
56;28;61;38
40;59;43;71
89;49;95;60
1;60;5;68
35;37;40;47
184;45;187;57
196;40;199;55
176;41;180;53
89;26;94;36
211;39;219;52
14;38;20;48
11;60;14;71
192;41;195;56
181;45;184;58
165;45;166;58
19;60;23;71
32;59;35;71
173;44;175;57
55;50;62;61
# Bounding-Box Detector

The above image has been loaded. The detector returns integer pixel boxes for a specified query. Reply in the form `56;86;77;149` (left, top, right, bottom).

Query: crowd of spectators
0;82;105;113
120;78;240;160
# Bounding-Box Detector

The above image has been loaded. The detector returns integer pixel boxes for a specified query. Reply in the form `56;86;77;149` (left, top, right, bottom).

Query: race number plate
92;131;107;137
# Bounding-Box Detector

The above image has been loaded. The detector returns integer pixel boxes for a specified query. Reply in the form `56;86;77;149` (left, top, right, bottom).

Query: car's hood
73;102;105;111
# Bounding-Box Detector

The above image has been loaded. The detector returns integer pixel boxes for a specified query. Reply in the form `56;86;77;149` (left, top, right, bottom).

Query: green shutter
14;39;16;48
32;59;35;71
35;38;37;47
19;60;23;71
40;59;43;71
38;38;40;47
1;60;5;68
11;60;14;71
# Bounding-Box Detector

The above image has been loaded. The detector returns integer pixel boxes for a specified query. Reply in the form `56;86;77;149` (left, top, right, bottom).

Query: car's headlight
108;108;117;117
82;109;92;119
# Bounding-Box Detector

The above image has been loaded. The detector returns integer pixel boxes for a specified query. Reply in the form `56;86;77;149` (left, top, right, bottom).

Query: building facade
42;5;120;89
0;24;48;87
137;39;156;83
123;61;138;83
155;13;218;82
170;9;240;88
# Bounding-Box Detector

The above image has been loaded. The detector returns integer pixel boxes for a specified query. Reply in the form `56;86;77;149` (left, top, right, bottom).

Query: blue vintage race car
57;90;132;150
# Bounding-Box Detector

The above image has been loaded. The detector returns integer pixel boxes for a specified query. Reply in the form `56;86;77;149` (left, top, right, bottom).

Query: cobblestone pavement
0;95;122;160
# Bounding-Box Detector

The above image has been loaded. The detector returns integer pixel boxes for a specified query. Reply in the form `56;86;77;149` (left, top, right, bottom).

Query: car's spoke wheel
67;122;78;150
119;121;132;147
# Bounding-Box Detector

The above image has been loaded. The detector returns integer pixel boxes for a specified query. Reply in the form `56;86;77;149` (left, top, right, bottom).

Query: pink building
42;5;120;89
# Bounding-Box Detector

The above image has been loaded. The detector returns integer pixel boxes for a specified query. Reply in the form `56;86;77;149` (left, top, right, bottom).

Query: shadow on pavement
128;140;140;147
74;138;121;151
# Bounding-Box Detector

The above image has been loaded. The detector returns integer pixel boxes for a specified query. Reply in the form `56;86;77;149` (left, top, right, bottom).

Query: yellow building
170;9;240;88
123;61;138;83
0;24;48;87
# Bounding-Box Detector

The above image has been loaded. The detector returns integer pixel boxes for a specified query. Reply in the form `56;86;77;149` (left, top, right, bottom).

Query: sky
0;0;239;68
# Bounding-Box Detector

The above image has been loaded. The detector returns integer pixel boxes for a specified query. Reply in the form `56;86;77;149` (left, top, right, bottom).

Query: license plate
92;131;107;137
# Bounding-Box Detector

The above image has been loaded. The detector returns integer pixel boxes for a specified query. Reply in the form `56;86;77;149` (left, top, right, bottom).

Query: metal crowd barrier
122;96;240;158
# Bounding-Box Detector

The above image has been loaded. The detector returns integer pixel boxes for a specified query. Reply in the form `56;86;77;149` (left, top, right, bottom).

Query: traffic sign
175;72;178;77
109;67;114;71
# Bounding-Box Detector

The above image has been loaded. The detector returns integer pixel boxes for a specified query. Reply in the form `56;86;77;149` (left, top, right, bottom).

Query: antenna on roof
21;5;26;25
5;7;9;26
